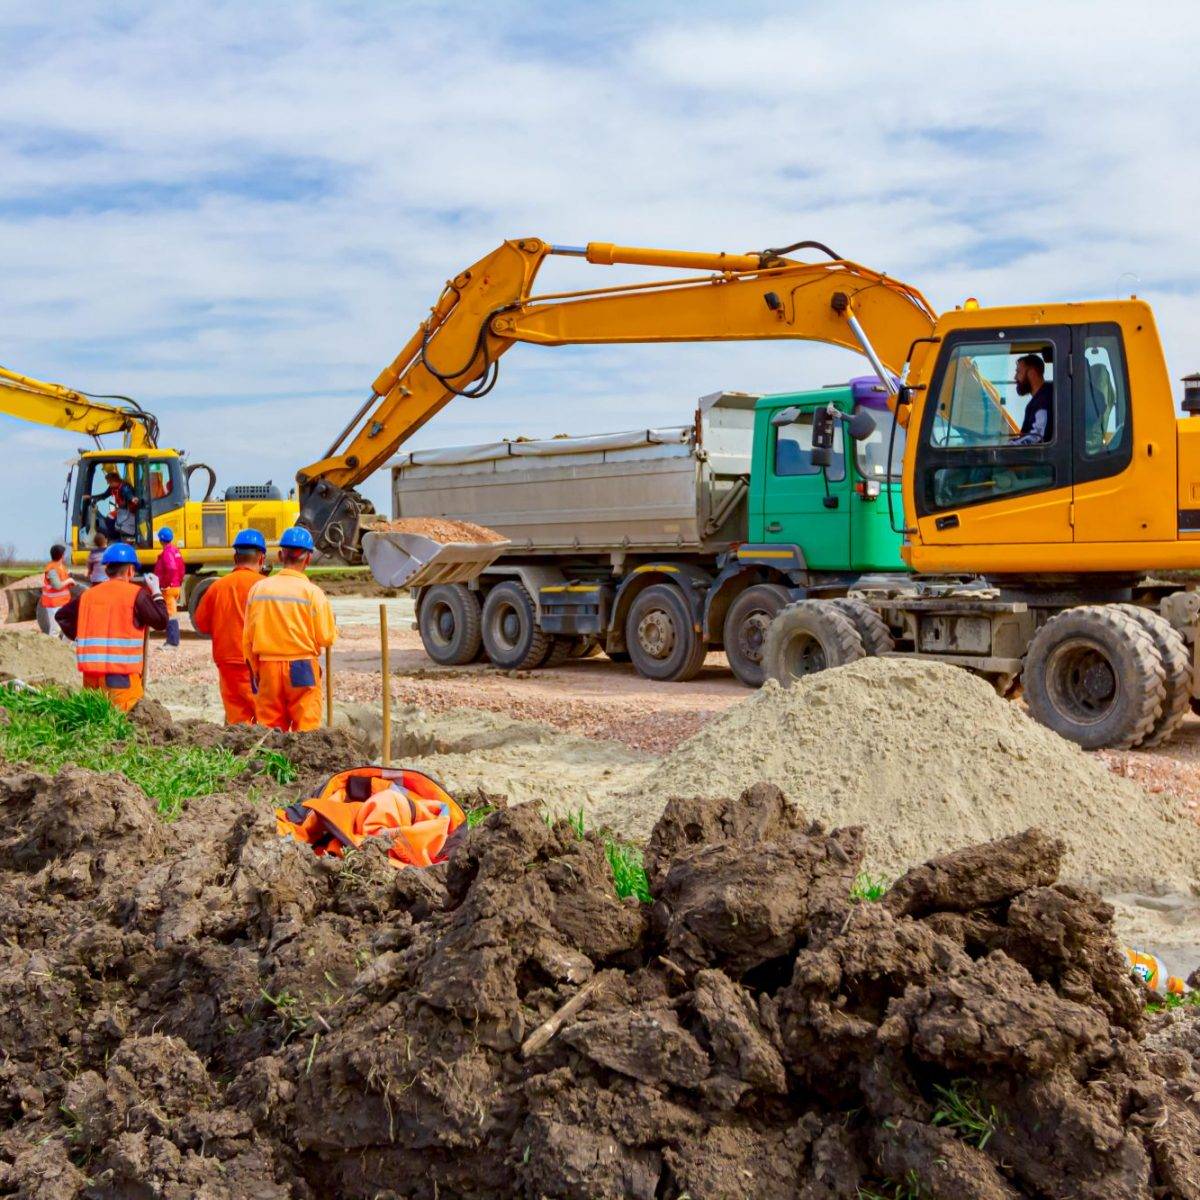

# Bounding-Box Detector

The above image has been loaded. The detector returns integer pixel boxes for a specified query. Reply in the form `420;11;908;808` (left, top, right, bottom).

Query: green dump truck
387;378;907;685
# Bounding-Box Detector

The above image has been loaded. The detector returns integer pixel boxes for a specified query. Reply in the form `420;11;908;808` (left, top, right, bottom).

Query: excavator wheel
723;583;791;688
829;598;895;657
1112;605;1191;748
418;584;483;666
1022;605;1165;751
481;581;553;670
186;576;217;630
762;600;866;687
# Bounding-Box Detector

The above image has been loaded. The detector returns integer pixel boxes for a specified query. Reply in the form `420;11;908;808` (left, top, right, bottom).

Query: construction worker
86;532;108;584
55;542;167;712
38;544;72;637
153;527;186;647
243;526;336;732
192;529;269;724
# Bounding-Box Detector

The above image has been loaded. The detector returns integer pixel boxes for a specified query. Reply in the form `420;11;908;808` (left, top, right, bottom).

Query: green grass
851;872;890;903
546;805;651;903
0;684;292;819
465;803;497;829
1146;989;1200;1013
931;1079;1001;1150
857;1175;925;1200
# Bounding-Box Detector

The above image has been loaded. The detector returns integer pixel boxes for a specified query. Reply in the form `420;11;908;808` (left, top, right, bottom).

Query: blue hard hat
279;526;316;552
156;527;174;543
233;528;267;552
101;542;139;566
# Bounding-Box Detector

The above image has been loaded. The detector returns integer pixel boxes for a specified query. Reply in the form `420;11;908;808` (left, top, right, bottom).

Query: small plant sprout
850;872;890;903
931;1079;1001;1150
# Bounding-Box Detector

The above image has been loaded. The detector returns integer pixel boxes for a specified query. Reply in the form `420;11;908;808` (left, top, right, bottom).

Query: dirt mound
0;627;78;687
623;658;1200;896
374;516;507;543
2;768;1198;1197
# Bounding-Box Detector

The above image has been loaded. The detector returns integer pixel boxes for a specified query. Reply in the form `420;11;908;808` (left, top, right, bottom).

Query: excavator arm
297;237;937;560
0;364;158;448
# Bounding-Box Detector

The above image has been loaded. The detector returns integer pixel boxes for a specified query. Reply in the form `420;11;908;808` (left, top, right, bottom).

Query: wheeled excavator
0;364;299;601
296;236;1200;750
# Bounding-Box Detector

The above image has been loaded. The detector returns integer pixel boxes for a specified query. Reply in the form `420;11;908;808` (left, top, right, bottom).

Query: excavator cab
71;450;187;554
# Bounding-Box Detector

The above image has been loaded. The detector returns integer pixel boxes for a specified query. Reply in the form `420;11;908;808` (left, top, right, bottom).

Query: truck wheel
762;600;866;686
187;576;217;630
481;581;552;670
723;584;790;688
830;598;895;657
418;583;483;666
626;584;707;682
539;637;575;668
1113;605;1191;747
1022;605;1165;750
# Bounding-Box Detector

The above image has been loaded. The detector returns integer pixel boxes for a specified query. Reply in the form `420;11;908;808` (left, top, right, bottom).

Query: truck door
913;326;1073;547
761;408;851;570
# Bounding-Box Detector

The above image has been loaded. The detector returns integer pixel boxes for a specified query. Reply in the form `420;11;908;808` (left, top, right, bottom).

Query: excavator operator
1013;354;1053;445
84;470;140;542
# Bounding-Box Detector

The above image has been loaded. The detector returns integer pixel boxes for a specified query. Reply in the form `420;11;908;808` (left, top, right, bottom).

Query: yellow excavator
0;365;299;596
296;236;1200;750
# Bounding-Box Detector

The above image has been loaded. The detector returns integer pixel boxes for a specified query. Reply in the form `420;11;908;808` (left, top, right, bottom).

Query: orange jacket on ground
242;568;336;673
74;579;147;676
277;767;466;869
193;566;262;665
41;561;72;608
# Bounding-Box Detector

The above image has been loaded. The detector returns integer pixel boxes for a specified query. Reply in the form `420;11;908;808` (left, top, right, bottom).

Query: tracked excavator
0;365;299;604
297;236;1200;749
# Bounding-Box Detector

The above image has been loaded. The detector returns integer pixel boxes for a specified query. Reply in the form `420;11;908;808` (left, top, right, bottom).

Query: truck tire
481;581;552;670
1022;605;1166;750
762;600;866;686
626;584;708;682
723;584;791;688
539;637;575;668
1113;605;1190;747
187;575;217;631
830;597;895;657
418;583;483;666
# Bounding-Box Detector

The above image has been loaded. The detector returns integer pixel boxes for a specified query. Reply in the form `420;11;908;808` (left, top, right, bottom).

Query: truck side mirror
770;405;801;427
846;409;877;441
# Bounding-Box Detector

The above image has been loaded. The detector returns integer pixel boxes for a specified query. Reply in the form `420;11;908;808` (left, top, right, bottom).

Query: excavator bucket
362;520;510;589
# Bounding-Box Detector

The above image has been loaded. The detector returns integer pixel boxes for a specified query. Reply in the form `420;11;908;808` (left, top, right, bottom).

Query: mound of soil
1;770;1198;1198
0;627;79;687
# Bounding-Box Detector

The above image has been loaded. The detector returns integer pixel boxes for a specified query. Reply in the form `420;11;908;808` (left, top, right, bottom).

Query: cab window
929;340;1055;448
1081;333;1128;460
149;462;174;500
774;413;845;482
854;404;905;480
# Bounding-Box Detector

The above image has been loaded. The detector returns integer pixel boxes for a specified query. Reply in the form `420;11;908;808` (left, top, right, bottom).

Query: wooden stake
380;602;391;767
520;973;607;1059
324;645;334;727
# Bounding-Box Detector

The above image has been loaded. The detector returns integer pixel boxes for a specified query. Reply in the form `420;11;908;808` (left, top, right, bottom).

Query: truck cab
747;377;907;573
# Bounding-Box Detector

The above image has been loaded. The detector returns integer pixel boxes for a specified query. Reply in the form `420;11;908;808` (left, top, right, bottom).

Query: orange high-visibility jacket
242;569;336;673
193;566;262;665
276;767;466;869
75;579;145;676
41;561;72;608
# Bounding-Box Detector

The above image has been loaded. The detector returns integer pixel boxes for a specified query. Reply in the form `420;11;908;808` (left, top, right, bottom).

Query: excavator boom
0;364;158;448
297;237;936;562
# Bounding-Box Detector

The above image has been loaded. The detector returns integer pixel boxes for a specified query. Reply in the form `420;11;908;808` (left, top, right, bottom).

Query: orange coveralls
242;568;337;731
192;566;263;724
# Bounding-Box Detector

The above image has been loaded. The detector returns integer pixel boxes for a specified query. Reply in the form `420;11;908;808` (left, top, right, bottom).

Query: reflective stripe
76;637;144;647
78;652;144;663
248;594;313;605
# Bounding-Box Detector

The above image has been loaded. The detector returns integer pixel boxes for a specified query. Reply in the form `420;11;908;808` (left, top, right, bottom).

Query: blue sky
1;0;1198;557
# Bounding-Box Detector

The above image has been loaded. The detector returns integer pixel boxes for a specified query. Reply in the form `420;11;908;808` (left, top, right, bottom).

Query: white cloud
1;0;1198;555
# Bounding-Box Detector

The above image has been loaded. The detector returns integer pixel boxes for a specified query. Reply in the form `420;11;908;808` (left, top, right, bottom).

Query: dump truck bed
389;391;755;556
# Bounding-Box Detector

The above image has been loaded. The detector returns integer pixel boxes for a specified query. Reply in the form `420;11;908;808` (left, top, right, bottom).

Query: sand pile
0;575;41;624
617;658;1200;896
2;769;1199;1198
0;627;79;687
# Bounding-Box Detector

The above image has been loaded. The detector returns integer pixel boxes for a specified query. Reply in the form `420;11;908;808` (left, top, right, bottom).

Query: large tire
626;583;708;682
723;584;791;688
830;597;895;657
481;581;552;670
418;583;483;666
1022;605;1165;750
187;575;217;630
762;600;866;686
1114;604;1190;748
539;637;575;668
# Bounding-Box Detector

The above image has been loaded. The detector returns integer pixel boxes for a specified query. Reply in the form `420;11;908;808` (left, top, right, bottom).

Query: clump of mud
625;658;1200;896
0;627;78;688
2;767;1199;1198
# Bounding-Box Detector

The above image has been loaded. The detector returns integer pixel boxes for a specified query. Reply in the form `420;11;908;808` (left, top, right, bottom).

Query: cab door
913;326;1074;547
759;407;851;570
